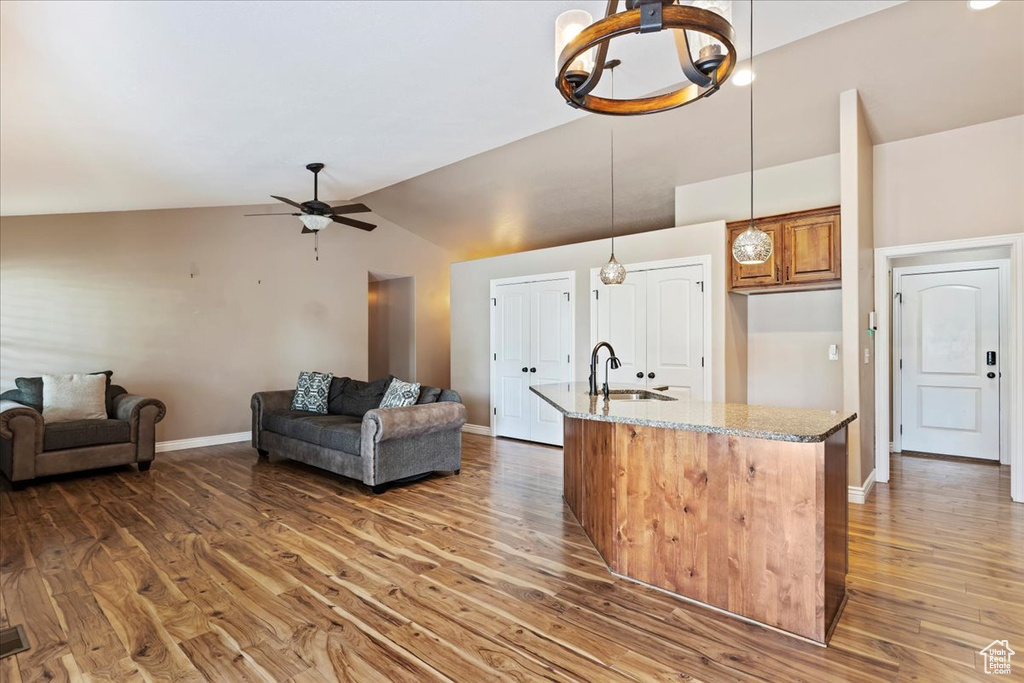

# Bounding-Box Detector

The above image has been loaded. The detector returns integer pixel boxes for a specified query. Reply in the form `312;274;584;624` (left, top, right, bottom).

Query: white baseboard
156;431;250;453
462;423;493;437
848;468;876;505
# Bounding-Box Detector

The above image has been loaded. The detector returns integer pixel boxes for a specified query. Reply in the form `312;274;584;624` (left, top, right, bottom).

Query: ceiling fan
245;163;376;234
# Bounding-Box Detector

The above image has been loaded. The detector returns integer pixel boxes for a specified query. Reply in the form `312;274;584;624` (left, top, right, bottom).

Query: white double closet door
493;276;573;446
592;263;706;400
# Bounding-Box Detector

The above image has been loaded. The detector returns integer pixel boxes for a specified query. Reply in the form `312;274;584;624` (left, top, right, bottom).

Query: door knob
521;367;528;373
530;367;537;373
648;372;656;379
636;372;644;379
987;372;996;379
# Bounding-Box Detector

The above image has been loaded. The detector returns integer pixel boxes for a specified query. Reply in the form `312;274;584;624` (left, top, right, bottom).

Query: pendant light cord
749;0;755;231
610;65;616;256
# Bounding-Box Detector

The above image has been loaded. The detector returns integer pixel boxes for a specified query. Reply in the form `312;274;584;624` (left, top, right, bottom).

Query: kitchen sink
605;389;677;401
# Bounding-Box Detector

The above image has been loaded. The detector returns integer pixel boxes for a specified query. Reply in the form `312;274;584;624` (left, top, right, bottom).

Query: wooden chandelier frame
555;1;737;116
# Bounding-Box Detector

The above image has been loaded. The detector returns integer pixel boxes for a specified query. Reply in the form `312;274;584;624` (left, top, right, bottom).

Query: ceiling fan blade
244;212;301;216
328;202;371;215
271;195;306;210
331;215;377;232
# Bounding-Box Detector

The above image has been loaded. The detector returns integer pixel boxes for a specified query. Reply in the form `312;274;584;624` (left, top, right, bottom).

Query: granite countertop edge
532;388;857;444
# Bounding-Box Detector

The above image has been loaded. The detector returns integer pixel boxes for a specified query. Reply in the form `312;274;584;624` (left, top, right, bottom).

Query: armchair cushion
8;371;114;414
43;419;130;452
42;373;107;422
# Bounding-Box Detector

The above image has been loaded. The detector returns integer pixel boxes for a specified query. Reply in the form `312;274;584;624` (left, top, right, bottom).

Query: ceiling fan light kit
245;162;377;260
554;0;737;116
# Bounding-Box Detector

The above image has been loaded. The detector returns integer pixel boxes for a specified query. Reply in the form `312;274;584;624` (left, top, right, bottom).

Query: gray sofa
0;377;166;487
251;377;466;493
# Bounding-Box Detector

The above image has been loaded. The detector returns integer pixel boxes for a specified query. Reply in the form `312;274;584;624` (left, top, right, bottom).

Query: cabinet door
729;221;782;289
645;265;705;400
493;283;532;440
529;279;571;446
783;213;840;284
593;271;646;386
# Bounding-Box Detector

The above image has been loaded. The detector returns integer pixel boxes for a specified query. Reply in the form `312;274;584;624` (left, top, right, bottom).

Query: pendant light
599;60;626;285
732;0;773;266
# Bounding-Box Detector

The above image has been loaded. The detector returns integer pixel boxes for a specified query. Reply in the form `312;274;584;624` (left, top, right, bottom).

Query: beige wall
874;115;1024;248
449;221;743;427
747;290;844;410
0;207;452;442
840;89;876;489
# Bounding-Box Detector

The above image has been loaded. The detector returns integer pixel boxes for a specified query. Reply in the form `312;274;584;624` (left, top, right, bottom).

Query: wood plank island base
532;382;857;646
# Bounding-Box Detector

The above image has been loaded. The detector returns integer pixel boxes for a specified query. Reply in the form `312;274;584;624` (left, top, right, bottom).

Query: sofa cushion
315;416;363;454
416;386;442;405
263;409;326;444
379;379;420;408
336;376;393;417
438;389;462;403
43;419;130;452
326;376;352;414
291;371;333;414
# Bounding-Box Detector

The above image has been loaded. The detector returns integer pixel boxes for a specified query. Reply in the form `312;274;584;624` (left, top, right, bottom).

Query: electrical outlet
828;344;839;361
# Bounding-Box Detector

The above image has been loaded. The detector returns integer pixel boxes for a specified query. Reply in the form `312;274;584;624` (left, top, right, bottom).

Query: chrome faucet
589;341;621;399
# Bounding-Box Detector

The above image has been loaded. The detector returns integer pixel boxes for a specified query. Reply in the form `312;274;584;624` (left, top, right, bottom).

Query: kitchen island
531;382;857;645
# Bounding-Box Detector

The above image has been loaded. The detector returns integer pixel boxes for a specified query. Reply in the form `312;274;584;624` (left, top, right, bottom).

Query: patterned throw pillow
378;378;421;409
291;371;333;413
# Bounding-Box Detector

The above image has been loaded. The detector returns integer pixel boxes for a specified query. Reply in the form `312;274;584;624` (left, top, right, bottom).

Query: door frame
891;260;1010;462
589;255;713;402
489;271;576;439
874;233;1024;503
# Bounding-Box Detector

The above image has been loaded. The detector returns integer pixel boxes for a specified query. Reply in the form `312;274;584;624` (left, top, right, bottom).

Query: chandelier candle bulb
555;10;596;81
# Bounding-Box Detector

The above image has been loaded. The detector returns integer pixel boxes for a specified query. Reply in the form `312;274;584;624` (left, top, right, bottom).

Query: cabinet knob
530;367;537;373
636;372;644;379
521;367;528;373
648;372;656;379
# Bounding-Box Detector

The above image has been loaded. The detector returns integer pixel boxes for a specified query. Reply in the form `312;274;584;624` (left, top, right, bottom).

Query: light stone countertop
531;382;856;443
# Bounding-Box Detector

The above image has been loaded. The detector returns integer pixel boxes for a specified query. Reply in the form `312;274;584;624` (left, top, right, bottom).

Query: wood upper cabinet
728;206;840;293
728;221;782;289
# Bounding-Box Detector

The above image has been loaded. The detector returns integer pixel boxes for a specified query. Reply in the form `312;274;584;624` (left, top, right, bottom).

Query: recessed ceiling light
968;1;1000;9
732;68;755;86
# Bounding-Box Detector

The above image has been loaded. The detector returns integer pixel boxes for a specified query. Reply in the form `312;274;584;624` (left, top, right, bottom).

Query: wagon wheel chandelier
555;0;737;116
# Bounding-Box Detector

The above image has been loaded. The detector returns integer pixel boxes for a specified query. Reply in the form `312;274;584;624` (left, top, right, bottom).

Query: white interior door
900;268;1000;459
493;283;532;441
529;279;572;446
646;265;705;399
593;272;646;386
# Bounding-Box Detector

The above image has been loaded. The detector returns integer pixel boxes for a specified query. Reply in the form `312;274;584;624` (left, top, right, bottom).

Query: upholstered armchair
0;388;166;488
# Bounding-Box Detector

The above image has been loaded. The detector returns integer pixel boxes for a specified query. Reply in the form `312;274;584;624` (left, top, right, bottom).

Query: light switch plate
828;344;839;361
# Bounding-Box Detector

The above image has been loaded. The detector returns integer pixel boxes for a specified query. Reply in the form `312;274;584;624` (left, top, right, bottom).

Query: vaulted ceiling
2;0;898;217
2;1;1021;261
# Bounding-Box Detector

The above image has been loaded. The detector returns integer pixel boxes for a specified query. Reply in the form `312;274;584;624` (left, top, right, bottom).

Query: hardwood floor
0;437;1020;681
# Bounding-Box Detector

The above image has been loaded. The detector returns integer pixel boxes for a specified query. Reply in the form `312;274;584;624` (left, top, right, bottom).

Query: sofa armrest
114;394;166;443
1;400;44;482
361;402;467;447
0;400;44;448
251;390;295;448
